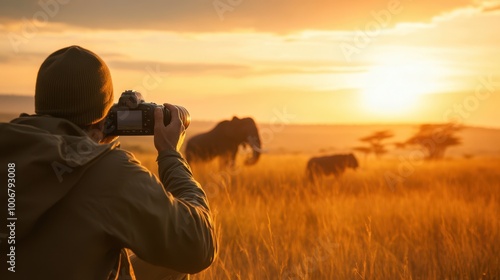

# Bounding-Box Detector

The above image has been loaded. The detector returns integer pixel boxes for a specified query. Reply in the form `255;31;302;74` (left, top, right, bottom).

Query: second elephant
185;117;262;167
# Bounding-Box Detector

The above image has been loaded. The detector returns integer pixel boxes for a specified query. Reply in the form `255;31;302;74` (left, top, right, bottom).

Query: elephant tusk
246;136;265;153
250;144;267;153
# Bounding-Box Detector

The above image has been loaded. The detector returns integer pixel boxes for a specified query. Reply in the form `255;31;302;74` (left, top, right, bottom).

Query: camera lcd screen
117;111;142;130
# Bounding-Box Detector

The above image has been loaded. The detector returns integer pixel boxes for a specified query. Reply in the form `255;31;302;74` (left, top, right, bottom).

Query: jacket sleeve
155;149;218;272
96;149;217;274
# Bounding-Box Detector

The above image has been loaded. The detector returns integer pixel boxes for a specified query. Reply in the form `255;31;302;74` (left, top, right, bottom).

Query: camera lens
175;105;191;129
161;105;191;129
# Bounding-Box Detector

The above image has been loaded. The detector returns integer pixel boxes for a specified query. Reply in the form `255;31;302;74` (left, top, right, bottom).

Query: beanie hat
35;45;114;126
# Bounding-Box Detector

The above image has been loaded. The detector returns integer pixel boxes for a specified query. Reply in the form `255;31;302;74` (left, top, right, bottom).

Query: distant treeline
0;94;35;114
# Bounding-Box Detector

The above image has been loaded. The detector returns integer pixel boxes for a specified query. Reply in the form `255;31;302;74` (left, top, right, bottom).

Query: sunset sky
0;0;499;127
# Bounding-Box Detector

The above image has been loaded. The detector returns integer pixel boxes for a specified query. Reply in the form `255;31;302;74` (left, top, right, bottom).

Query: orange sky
0;0;499;127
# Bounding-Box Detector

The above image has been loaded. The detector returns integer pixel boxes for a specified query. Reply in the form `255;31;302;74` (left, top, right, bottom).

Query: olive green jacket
0;115;216;280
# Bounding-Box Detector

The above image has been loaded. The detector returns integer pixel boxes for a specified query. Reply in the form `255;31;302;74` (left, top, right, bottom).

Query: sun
361;58;441;115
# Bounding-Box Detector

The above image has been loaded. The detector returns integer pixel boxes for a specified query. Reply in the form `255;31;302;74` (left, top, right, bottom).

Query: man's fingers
154;107;164;129
163;103;181;127
153;104;185;152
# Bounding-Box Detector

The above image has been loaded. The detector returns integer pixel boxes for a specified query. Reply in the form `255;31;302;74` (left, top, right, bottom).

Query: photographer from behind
0;45;217;280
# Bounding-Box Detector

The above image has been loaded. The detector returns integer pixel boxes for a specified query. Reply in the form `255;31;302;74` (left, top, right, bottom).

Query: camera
104;90;190;136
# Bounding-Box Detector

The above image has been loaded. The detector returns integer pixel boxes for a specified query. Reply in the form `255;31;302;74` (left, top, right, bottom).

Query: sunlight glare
362;58;441;115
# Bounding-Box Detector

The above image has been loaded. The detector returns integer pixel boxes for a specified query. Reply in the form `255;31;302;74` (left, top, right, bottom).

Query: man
0;46;217;279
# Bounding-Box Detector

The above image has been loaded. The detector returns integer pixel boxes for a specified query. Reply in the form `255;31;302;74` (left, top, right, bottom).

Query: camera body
104;90;190;136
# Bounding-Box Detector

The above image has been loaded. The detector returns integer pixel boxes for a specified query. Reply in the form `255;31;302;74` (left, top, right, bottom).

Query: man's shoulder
95;147;142;168
0;120;50;137
93;146;158;180
87;148;163;196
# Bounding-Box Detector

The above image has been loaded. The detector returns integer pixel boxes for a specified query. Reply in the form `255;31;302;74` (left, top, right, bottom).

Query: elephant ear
229;117;252;141
218;116;240;139
241;118;259;134
221;116;257;142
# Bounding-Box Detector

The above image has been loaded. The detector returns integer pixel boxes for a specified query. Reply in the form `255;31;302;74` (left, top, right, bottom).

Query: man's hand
154;103;186;153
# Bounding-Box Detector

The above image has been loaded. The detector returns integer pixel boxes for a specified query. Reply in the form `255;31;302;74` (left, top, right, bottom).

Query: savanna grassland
130;148;500;280
1;109;499;279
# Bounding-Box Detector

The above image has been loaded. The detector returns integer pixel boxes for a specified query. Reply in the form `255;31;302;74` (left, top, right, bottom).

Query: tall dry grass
134;151;500;280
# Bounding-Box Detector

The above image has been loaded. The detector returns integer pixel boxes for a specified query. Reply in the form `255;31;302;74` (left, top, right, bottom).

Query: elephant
306;153;359;182
185;117;262;167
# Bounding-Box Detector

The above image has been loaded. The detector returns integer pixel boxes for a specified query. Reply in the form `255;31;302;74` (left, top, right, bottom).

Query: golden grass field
129;147;500;280
2;111;499;279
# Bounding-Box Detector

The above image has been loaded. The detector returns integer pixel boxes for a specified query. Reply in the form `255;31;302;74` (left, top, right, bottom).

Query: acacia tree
398;123;462;160
356;130;394;159
352;146;371;160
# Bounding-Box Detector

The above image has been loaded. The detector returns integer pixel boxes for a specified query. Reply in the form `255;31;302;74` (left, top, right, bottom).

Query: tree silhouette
398;123;462;160
356;130;394;159
353;146;372;160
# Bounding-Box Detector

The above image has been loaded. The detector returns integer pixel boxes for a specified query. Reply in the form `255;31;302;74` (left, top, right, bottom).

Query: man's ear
94;120;119;144
86;121;106;143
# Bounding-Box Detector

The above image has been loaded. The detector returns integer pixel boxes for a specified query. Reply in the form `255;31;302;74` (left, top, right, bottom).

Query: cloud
109;60;251;77
107;59;367;78
0;50;45;63
0;55;9;63
482;4;500;12
0;0;485;33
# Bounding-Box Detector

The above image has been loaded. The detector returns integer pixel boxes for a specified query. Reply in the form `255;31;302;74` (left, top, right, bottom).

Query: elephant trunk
244;135;261;165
